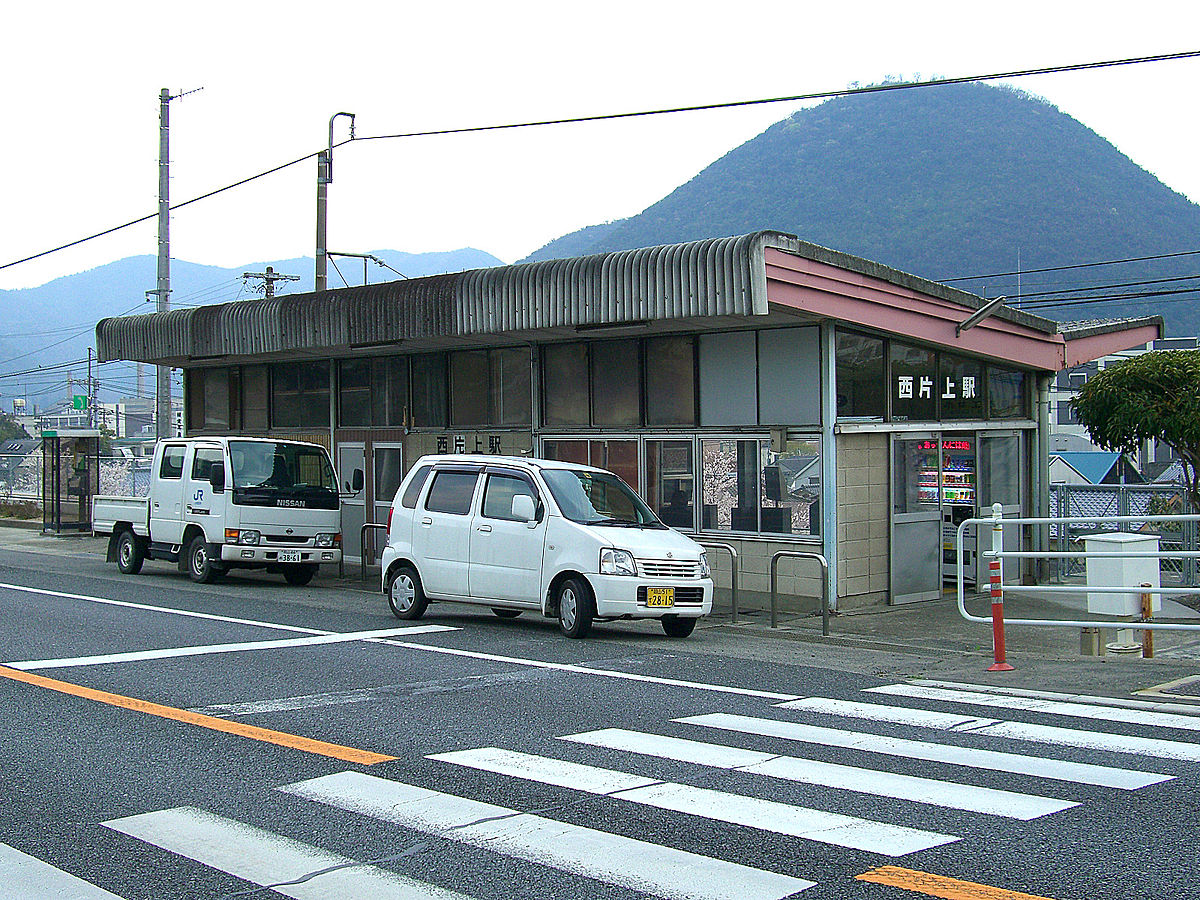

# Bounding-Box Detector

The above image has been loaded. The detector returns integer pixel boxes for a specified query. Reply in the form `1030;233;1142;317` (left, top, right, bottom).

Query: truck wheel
185;534;220;584
661;615;697;638
388;565;428;620
556;576;594;638
283;565;317;587
115;530;144;575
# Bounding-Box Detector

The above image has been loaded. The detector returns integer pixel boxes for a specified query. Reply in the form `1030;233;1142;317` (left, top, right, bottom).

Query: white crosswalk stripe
104;807;474;900
776;696;1200;762
281;770;816;900
428;746;958;854
676;712;1172;790
558;727;1077;819
0;842;128;900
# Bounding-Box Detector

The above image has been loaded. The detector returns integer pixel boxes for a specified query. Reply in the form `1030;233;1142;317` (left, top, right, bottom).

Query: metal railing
770;550;831;634
359;522;389;582
695;541;740;623
956;504;1200;666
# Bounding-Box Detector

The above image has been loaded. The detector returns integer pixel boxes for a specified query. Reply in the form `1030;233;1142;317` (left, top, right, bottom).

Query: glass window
186;370;205;431
542;344;589;426
481;473;538;521
202;368;230;430
835;330;885;419
373;447;404;508
190;447;223;481
242;366;269;431
758;328;820;425
411;353;447;427
591;340;640;427
491;347;531;426
646;440;695;529
450;351;490;427
400;464;433;508
541;439;589;465
271;362;329;428
763;438;822;535
699;331;757;425
338;359;372;427
541;467;658;526
939;354;985;420
589;439;639;493
890;343;937;421
700;439;761;532
645;336;695;426
424;471;478;515
160;445;186;480
371;358;408;427
989;367;1029;419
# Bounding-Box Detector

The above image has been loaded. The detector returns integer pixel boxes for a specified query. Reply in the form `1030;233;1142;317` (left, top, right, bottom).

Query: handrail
359;522;389;582
770;550;831;634
695;541;740;623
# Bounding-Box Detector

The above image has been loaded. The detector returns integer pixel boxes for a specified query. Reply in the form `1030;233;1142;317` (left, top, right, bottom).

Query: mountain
0;248;502;411
524;83;1200;336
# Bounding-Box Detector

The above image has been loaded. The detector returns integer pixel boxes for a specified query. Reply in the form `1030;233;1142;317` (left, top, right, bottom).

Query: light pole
315;112;355;293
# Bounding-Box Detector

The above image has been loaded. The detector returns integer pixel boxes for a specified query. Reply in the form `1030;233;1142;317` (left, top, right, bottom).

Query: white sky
2;0;1199;291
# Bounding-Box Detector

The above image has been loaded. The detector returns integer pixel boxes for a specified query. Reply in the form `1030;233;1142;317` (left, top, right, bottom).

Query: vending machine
936;437;977;583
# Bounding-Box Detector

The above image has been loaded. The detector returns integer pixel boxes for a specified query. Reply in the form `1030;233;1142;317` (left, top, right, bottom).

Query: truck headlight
315;533;337;548
600;548;637;576
699;552;710;578
239;530;261;545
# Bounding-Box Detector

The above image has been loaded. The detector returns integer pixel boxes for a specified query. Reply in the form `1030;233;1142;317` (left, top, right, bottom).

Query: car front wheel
661;615;697;638
556;576;594;639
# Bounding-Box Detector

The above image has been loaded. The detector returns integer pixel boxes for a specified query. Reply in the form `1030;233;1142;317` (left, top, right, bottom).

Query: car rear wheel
388;565;429;620
661;615;697;638
116;530;144;575
556;576;594;639
491;608;522;619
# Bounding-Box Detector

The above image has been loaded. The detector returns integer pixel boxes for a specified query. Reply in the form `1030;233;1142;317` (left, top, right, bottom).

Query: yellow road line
857;867;1056;900
0;665;396;766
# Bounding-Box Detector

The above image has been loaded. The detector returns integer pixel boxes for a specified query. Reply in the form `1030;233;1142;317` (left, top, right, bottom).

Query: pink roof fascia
1061;324;1162;369
764;248;1069;370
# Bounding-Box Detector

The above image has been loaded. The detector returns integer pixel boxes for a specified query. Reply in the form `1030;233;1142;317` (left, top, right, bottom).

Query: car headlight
226;528;260;545
699;552;710;578
600;548;637;576
315;533;338;548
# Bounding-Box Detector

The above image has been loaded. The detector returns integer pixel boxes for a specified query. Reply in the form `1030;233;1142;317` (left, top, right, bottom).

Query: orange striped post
986;503;1014;672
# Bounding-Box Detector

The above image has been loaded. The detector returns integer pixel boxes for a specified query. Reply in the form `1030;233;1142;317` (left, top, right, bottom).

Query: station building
96;231;1161;610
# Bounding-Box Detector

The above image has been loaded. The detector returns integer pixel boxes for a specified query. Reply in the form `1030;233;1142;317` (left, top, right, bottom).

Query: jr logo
193;489;205;503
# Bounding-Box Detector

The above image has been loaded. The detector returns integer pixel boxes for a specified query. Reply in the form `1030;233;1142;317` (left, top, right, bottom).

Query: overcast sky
2;1;1199;292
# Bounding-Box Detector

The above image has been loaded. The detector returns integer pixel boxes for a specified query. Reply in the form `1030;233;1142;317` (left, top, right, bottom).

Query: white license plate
278;550;302;563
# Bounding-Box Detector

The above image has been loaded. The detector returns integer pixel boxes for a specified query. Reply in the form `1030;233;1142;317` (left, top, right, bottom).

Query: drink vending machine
916;437;978;584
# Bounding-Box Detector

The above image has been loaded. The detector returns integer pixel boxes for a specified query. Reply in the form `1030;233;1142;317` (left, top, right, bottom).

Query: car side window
160;446;186;480
400;465;433;509
424;471;479;515
481;474;538;521
191;448;223;481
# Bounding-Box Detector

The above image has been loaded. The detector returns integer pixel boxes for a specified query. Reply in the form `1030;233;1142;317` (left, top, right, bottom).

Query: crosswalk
8;679;1197;899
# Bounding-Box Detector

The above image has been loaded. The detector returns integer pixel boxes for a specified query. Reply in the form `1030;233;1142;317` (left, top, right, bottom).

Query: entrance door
370;443;404;565
978;431;1025;584
890;435;942;604
337;443;366;564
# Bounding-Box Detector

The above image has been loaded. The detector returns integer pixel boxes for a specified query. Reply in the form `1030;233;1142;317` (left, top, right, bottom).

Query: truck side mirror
209;461;226;493
344;468;364;495
511;494;537;523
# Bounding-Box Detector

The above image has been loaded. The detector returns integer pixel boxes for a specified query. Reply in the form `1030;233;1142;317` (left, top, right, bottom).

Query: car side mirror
511;494;537;523
209;461;226;493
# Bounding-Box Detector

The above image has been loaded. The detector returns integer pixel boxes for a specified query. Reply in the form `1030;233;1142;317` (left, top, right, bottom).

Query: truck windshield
541;468;663;528
228;441;338;509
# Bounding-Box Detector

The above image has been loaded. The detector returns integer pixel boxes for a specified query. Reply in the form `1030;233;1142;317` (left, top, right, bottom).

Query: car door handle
421;517;433;526
476;524;492;533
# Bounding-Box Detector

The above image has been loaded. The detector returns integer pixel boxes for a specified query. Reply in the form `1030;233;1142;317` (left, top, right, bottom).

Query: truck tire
115;530;144;575
185;534;220;584
283;564;317;586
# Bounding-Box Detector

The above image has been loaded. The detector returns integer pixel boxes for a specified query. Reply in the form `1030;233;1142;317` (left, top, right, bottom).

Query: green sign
73;394;88;410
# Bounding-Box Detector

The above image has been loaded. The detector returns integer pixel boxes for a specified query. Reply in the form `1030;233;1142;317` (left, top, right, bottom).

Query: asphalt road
2;542;1200;899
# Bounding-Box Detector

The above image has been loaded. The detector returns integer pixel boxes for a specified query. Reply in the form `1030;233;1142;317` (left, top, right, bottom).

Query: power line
938;248;1200;282
2;49;1198;278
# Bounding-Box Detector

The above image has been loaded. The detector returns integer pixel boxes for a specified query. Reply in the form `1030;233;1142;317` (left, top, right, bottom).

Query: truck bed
92;495;150;536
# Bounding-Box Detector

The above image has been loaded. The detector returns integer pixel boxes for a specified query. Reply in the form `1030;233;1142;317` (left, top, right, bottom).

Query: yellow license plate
646;587;675;608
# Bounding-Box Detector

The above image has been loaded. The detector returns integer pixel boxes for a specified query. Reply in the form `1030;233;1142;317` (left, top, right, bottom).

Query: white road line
0;843;127;900
915;679;1200;715
104;806;473;900
428;747;958;855
282;771;815;900
6;625;456;670
868;683;1200;732
559;728;1076;819
0;580;797;701
776;698;1200;762
677;713;1171;790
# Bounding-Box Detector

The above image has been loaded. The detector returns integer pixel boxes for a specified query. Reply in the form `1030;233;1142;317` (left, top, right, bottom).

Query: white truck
93;437;361;585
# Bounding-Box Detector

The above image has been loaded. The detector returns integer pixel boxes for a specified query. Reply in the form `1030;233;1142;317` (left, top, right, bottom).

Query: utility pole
315;112;355;293
242;266;300;298
151;86;202;439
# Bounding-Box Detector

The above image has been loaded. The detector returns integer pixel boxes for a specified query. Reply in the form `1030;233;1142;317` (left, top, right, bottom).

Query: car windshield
229;441;337;493
541;467;663;528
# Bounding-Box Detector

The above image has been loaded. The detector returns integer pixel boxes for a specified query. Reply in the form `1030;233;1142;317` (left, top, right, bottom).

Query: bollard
986;502;1014;672
1141;583;1154;659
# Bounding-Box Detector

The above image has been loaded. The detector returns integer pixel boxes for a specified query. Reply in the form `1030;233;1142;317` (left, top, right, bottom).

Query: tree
0;413;29;443
1070;350;1200;507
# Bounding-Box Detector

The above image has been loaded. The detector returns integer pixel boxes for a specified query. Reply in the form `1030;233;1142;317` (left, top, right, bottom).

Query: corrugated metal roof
97;232;772;365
